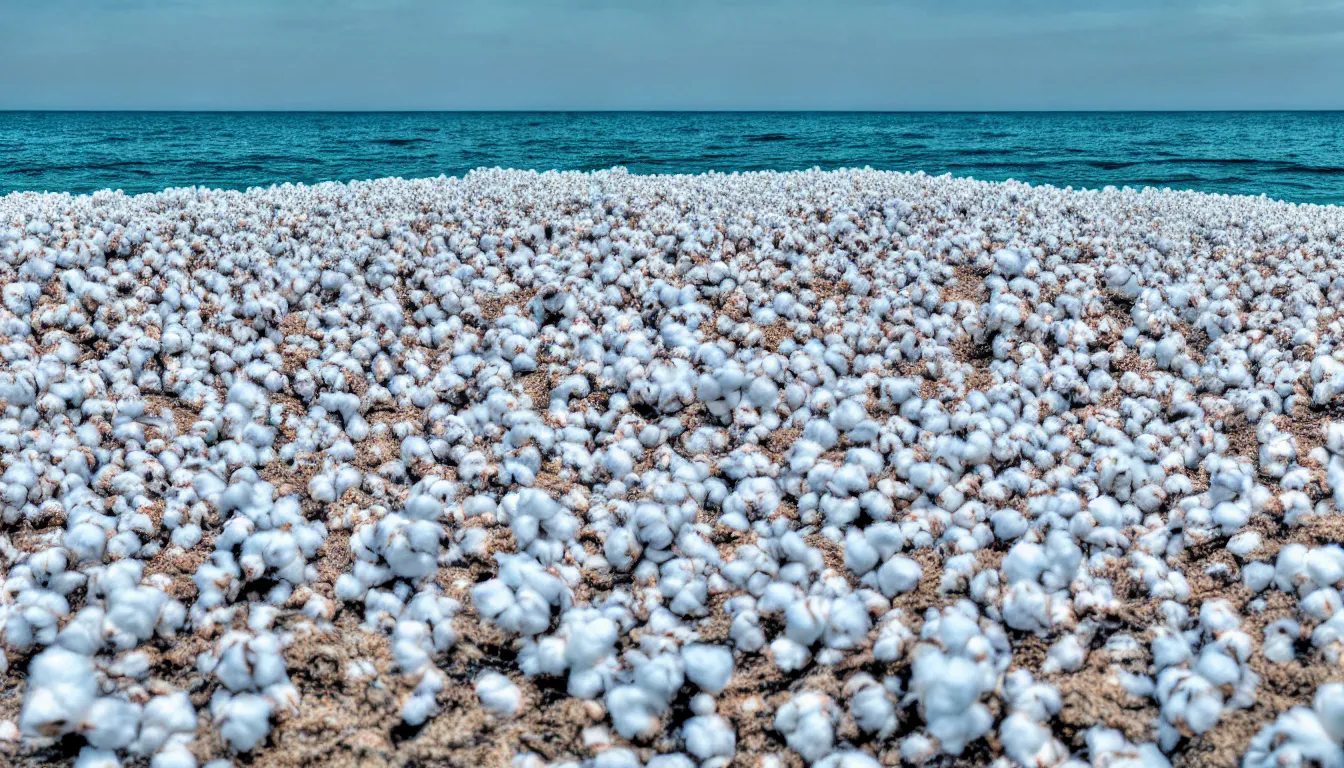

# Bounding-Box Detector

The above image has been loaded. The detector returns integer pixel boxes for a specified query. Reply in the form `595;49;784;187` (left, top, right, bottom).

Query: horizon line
4;108;1344;115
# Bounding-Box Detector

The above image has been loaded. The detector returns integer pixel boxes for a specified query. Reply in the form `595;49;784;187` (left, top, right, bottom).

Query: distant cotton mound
3;168;1344;767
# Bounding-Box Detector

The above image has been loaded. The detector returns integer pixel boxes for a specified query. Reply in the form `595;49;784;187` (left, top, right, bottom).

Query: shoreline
3;166;1339;210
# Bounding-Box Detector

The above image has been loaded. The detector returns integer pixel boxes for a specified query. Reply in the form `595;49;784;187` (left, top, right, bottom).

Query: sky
2;0;1342;110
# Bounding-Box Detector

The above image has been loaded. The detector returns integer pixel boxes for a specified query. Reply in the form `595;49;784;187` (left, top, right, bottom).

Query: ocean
2;111;1343;205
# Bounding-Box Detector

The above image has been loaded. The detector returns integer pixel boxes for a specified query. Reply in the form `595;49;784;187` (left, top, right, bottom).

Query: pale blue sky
2;0;1342;110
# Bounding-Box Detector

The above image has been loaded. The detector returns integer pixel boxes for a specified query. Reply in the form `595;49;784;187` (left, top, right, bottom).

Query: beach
2;168;1343;767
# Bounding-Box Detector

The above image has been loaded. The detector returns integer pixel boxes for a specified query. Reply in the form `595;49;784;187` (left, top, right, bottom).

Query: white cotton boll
683;714;736;760
634;652;685;704
770;638;812;672
823;595;871;651
133;691;198;755
913;654;994;755
844;528;879;575
846;676;897;738
1314;683;1344;743
683;644;734;694
908;607;1004;757
1303;588;1344;621
83;697;143;750
900;733;939;764
774;692;836;764
999;713;1065;767
1156;668;1224;735
646;756;695;768
211;692;274;752
476;671;522;716
1195;647;1242;687
401;690;437;727
1244;562;1275;593
991;509;1029;541
873;613;913;662
784;597;828;646
1276;544;1311;593
150;746;198;768
831;400;866;432
206;632;289;693
691;692;717;717
813;752;879;768
994;248;1026;277
1043;634;1085;674
565;616;619;670
1227;531;1263;558
1002;582;1051;633
1244;698;1344;768
73;747;121;768
876;555;921;597
19;646;96;737
606;685;661;740
593;749;641;768
1306;546;1344;589
1264;619;1302;664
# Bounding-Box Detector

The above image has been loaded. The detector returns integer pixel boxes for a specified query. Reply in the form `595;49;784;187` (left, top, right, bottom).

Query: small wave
944;161;1050;170
373;138;431;146
747;134;790;143
238;153;321;164
1131;175;1205;184
1151;157;1260;166
1278;164;1344;175
18;160;155;173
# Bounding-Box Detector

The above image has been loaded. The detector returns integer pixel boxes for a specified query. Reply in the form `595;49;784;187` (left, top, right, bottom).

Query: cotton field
3;168;1344;767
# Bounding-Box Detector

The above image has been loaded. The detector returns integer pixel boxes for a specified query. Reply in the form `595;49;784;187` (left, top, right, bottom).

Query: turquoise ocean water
3;111;1343;204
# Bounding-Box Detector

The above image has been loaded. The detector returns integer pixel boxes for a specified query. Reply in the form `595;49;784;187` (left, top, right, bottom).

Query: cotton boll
813;752;879;768
132;691;198;756
845;675;897;738
19;646;97;738
150;746;199;768
476;671;523;716
907;606;1005;757
773;692;837;764
210;692;274;753
682;644;734;694
605;685;662;740
82;697;143;750
1244;686;1344;768
876;556;921;597
999;713;1066;767
73;747;122;768
682;713;736;761
202;631;291;694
